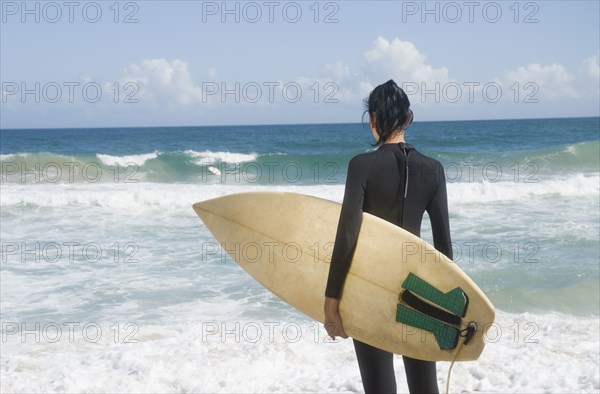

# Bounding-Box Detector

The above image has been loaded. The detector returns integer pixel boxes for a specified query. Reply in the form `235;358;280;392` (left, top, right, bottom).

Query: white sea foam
447;173;599;203
184;150;258;165
0;152;76;161
1;174;597;209
0;183;345;210
0;311;597;393
96;152;159;166
0;153;26;160
1;183;598;393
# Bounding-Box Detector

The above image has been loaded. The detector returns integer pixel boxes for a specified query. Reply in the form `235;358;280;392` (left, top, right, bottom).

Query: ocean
1;118;599;393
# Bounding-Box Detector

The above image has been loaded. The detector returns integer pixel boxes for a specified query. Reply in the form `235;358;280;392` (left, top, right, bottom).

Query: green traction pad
396;304;459;350
401;273;468;317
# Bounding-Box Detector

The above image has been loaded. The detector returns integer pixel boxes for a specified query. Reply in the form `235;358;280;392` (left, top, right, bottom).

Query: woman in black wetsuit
323;80;452;394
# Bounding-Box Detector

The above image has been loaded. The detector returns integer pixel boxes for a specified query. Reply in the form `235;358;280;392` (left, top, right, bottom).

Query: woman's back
354;143;448;237
325;142;452;299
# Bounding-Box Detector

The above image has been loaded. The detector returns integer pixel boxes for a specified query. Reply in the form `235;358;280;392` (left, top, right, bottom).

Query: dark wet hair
363;79;413;145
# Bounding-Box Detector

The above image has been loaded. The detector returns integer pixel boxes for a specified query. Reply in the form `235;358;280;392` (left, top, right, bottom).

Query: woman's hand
324;297;348;340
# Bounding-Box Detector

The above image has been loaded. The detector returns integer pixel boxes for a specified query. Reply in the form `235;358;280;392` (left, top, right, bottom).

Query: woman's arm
323;156;367;339
325;156;367;298
426;162;452;260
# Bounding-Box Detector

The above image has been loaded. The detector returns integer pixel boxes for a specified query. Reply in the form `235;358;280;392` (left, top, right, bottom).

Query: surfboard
193;192;495;361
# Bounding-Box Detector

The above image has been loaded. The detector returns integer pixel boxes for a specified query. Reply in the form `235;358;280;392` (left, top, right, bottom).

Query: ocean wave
448;173;599;203
96;152;159;166
0;150;267;184
436;140;600;176
0;183;343;209
184;150;258;165
1;141;598;185
522;140;600;173
1;174;598;210
0;153;31;160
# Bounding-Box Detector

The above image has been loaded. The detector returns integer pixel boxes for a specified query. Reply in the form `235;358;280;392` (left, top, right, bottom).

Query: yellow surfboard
193;192;495;361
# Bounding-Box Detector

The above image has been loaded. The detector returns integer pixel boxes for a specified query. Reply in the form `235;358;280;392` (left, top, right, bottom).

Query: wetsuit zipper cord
403;147;409;198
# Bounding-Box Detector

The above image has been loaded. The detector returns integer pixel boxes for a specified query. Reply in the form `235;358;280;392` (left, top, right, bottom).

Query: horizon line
1;115;598;131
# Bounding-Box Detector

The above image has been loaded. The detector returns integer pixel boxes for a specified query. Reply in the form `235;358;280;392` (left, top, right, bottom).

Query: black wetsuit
325;142;452;394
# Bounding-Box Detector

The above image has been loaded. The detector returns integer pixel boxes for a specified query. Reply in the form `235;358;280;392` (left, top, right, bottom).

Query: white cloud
110;39;453;113
301;37;453;107
325;61;351;80
358;81;374;96
107;46;594;122
119;59;347;109
582;55;599;81
363;37;450;85
119;58;204;108
505;63;577;99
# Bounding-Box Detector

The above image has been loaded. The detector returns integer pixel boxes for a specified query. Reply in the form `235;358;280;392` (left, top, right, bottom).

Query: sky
1;0;599;128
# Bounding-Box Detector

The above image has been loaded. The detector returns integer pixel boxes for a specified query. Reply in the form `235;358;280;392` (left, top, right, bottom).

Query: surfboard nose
192;201;206;212
192;195;229;214
192;194;244;223
193;198;223;225
192;201;207;218
193;192;270;221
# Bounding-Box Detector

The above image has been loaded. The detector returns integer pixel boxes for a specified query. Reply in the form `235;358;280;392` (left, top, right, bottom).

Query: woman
323;80;452;393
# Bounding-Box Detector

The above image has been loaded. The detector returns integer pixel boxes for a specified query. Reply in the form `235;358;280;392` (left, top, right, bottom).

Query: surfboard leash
445;322;477;394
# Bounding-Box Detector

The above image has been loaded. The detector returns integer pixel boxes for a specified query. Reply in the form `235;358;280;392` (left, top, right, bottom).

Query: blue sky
1;0;599;128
